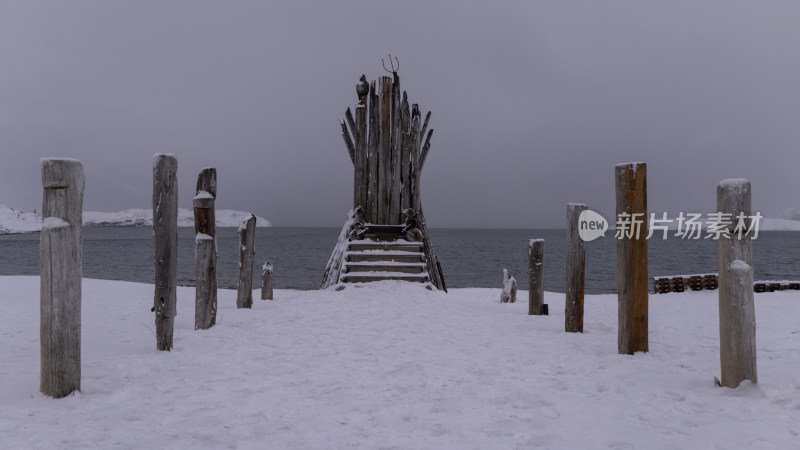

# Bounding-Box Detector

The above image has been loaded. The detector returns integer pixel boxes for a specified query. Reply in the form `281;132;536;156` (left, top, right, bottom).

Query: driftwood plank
399;93;411;211
354;90;368;209
616;162;648;354
40;158;84;398
389;72;401;224
420;129;434;171
565;203;586;332
194;168;217;330
410;105;421;210
717;179;757;388
377;76;392;224
152;153;178;351
236;214;256;309
528;239;545;315
340;119;355;164
366;81;378;223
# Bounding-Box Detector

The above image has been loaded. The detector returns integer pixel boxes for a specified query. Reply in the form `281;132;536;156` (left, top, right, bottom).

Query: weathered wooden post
261;261;273;300
194;168;217;330
152;154;178;351
40;158;84;398
616;162;648;354
528;239;545;315
717;179;757;388
500;269;517;303
565;203;586;332
236;214;256;309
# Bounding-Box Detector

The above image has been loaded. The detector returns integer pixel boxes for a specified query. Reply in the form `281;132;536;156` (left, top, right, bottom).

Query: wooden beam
377;76;392;224
400;92;411;211
152;153;178;351
389;72;401;224
528;239;545;315
236;214;256;309
410;105;421;211
40;158;84;398
345;107;356;142
261;262;274;300
616;162;648;354
419;111;431;144
420;129;433;171
565;203;586;332
194;168;217;330
340;119;355;164
366;81;378;223
717;178;757;388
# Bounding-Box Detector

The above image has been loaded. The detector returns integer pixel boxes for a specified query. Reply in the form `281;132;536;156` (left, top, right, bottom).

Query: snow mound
0;204;42;234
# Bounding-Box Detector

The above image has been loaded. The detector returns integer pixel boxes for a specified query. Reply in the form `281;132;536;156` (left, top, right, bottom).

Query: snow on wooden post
194;168;217;330
500;269;517;303
717;179;757;388
565;203;586;332
40;158;84;398
152;154;178;351
236;214;256;309
616;162;648;354
261;261;273;300
528;239;545;315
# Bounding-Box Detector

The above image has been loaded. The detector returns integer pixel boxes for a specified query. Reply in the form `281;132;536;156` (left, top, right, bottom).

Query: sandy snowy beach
1;276;799;449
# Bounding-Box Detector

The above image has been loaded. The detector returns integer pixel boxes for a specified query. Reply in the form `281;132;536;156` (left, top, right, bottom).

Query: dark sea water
1;227;798;293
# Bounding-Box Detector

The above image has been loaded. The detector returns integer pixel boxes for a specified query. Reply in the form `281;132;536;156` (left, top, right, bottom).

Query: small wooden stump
616;162;648;354
194;168;217;330
500;269;517;303
718;178;757;388
261;262;274;300
565;203;586;332
40;158;85;398
528;239;545;315
152;153;178;351
236;214;256;309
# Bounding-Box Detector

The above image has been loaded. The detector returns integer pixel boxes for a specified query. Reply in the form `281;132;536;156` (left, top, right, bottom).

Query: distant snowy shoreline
0;204;270;234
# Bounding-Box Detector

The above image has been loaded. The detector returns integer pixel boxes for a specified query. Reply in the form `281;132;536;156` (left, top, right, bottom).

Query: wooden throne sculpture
321;62;446;291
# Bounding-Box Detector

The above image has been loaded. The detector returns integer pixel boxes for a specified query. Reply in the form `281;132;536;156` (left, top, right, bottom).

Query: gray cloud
1;0;798;227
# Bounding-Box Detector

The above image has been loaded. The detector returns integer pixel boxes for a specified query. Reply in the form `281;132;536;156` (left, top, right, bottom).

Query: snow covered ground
0;204;271;233
1;276;798;449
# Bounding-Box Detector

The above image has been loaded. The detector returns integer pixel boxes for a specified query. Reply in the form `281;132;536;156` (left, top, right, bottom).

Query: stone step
346;252;424;263
344;263;426;274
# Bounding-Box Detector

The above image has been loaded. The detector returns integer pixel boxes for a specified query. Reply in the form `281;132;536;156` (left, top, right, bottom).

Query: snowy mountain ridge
0;204;271;234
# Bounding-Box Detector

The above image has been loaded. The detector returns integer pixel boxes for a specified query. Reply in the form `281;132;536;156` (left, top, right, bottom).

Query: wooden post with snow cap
152;154;178;351
236;214;256;309
261;262;273;300
40;158;84;398
528;239;545;315
500;269;517;303
616;162;648;354
194;168;217;330
565;204;586;332
717;178;757;387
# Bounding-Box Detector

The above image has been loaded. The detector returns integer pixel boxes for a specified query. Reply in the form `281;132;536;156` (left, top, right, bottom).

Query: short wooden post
261;262;273;300
616;162;648;354
500;269;517;303
194;168;217;330
152;154;178;350
40;158;84;398
717;179;757;387
236;214;256;309
528;239;545;315
565;203;586;332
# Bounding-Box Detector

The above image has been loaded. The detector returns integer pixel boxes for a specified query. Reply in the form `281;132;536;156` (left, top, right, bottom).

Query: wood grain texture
717;179;757;387
616;162;648;354
261;262;274;300
565;204;586;332
194;168;217;330
236;214;256;309
528;239;545;315
152;154;178;351
40;158;84;398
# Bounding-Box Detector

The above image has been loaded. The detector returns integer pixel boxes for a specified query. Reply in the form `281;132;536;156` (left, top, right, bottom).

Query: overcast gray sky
1;0;798;228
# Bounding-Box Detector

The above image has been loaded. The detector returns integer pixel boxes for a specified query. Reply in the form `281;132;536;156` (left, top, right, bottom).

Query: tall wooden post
399;93;411;211
616;162;648;354
377;76;392;224
366;81;379;223
194;168;217;330
261;262;273;300
40;158;84;398
565;204;586;332
528;239;545;315
354;76;368;209
152;154;178;351
409;105;421;211
236;214;256;309
389;73;401;224
717;179;757;387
